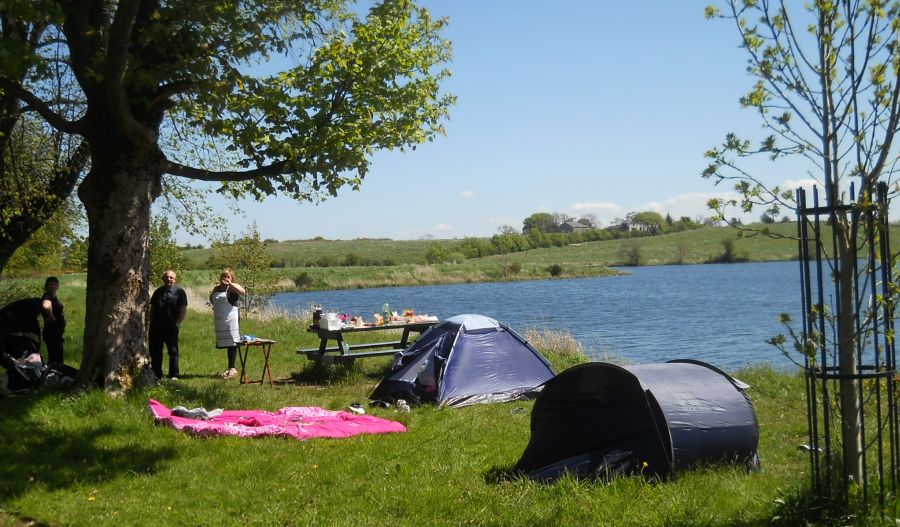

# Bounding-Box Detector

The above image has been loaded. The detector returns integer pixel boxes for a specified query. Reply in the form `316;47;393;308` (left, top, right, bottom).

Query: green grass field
2;223;898;525
0;297;823;527
174;223;808;293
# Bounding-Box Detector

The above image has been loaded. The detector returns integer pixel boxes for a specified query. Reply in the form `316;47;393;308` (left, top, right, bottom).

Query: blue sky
177;1;810;244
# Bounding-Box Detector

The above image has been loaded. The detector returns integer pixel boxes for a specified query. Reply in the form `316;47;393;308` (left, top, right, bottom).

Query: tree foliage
521;212;558;234
0;0;454;392
627;211;665;234
705;0;900;486
149;216;185;281
209;226;277;313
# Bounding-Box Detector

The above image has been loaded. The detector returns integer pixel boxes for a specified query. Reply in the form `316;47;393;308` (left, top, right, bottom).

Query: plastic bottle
382;302;391;324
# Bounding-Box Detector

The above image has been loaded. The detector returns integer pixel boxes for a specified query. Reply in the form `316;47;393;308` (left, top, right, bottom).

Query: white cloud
460;191;476;199
781;178;821;189
393;223;455;240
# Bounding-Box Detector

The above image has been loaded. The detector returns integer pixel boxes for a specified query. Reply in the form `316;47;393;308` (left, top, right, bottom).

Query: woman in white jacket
209;268;246;379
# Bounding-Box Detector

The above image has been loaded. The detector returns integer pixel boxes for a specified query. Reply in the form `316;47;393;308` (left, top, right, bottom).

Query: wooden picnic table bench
297;321;438;365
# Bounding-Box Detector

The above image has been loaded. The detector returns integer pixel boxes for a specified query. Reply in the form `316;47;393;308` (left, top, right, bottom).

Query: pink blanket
148;399;406;440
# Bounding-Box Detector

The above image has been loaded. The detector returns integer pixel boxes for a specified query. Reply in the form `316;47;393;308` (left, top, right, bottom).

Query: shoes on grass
221;368;238;380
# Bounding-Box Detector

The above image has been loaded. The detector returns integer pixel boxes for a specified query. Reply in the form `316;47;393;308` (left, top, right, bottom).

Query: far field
178;222;834;292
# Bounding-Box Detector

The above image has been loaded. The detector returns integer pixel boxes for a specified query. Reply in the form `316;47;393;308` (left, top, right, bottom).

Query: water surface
272;261;802;371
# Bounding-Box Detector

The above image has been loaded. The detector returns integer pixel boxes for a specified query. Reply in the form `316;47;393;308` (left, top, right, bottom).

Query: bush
293;272;313;289
424;242;451;264
618;239;642;266
506;262;522;275
546;264;562;277
315;255;338;267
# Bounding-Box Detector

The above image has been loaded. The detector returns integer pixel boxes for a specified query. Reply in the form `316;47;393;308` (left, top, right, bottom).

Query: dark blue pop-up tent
370;314;555;408
515;359;760;482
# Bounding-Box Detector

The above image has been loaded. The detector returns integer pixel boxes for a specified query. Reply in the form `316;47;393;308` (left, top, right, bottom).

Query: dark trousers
43;328;64;365
227;346;237;370
149;324;180;379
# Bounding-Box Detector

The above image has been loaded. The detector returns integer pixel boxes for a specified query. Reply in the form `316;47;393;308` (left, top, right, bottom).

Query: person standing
41;276;66;366
209;268;245;379
148;269;188;381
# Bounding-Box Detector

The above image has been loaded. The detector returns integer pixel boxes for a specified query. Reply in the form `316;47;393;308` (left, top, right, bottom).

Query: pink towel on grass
148;399;406;440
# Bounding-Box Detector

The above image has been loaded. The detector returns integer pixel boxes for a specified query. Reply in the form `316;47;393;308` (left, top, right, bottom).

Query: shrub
546;264;562;277
293;272;313;289
424;242;451;264
618;239;642;266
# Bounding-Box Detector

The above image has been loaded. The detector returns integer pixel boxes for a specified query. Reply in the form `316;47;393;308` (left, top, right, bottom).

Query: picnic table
297;321;438;365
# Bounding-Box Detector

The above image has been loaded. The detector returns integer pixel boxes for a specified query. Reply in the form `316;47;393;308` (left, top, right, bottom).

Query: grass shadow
484;465;525;485
289;359;389;386
0;417;177;502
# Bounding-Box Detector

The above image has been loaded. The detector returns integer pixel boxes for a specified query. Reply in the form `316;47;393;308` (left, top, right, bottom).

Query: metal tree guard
796;181;899;508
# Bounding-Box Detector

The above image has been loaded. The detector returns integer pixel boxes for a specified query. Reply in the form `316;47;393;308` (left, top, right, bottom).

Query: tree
0;11;88;275
0;0;453;392
626;211;665;234
210;226;276;313
522;212;557;234
149;216;185;281
5;197;84;275
577;214;597;228
704;0;900;485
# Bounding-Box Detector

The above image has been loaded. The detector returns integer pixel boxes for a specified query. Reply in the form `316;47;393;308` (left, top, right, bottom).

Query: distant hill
175;222;900;291
182;222;804;270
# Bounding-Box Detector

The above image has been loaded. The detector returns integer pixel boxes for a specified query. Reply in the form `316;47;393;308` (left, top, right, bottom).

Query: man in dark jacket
148;270;188;381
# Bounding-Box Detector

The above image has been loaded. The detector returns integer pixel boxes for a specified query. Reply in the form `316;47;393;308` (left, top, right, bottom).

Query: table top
240;338;276;345
307;320;438;335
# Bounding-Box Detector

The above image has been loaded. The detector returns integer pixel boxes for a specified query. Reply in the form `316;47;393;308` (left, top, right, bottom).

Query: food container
319;313;341;330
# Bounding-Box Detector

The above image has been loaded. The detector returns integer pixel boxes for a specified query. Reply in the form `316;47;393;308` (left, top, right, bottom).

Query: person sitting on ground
209;268;245;380
41;276;66;367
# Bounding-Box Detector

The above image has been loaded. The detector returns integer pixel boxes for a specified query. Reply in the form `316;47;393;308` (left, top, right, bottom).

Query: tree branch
164;159;288;182
104;0;155;145
151;80;197;107
0;78;84;134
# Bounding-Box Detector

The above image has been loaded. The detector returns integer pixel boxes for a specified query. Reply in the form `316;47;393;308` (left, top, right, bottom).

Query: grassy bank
0;276;882;526
173;223;807;292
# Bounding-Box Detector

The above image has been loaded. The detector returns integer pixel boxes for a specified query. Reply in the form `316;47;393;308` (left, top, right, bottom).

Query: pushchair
0;330;44;393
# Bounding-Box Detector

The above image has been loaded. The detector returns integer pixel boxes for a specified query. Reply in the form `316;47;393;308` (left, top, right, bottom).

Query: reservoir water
271;261;803;371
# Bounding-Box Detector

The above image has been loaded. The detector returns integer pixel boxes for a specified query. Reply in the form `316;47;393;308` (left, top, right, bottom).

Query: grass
172;223;818;292
3;226;900;525
0;287;884;526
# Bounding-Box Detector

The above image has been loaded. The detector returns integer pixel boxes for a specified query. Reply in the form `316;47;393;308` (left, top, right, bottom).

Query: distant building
560;221;590;233
604;222;631;233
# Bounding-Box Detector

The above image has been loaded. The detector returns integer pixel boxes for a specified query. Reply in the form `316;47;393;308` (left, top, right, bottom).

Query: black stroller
0;329;44;393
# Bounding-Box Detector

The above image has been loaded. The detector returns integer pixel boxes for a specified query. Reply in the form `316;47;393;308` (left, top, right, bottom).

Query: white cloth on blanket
211;291;240;348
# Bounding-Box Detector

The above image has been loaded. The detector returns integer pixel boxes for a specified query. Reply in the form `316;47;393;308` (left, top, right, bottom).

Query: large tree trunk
76;149;163;393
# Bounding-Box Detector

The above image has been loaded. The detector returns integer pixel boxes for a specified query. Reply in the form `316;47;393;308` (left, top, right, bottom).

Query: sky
174;1;812;245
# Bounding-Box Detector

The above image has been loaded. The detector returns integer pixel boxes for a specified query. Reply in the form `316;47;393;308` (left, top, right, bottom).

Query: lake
271;261;803;371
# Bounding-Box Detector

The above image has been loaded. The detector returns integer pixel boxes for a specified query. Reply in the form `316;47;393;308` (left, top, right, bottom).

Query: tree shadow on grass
0;403;177;502
288;360;389;387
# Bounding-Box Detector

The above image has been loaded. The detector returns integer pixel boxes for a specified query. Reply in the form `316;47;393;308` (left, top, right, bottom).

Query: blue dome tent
370;314;555;408
515;359;760;481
